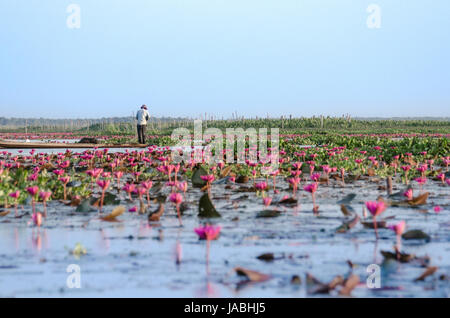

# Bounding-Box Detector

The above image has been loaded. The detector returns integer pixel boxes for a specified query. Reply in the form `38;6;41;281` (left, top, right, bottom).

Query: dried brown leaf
100;205;125;221
234;267;271;282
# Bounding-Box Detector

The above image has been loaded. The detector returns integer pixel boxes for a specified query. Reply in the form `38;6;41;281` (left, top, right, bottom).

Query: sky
1;0;449;119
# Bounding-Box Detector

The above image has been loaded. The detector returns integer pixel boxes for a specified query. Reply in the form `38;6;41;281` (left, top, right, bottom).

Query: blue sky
1;0;449;119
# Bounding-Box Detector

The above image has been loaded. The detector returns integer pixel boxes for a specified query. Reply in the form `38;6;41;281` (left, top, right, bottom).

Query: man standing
136;104;150;144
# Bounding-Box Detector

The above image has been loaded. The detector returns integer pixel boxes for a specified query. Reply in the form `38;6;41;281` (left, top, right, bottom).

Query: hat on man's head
141;104;147;110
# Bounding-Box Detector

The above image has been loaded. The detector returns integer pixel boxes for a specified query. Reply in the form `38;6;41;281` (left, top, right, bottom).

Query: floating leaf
198;193;221;218
408;192;429;206
192;166;208;187
148;203;164;222
361;220;386;229
414;266;438;282
340;204;354;216
381;250;416;263
100;205;125;221
307;273;344;294
213;177;230;185
236;175;249;183
402;229;431;242
339;274;360;296
336;215;360;233
234;267;271;282
0;210;10;217
278;197;298;206
75;199;96;213
256;210;281;218
256;253;275;262
220;165;233;178
337;193;357;204
291;275;302;285
102;192;121;205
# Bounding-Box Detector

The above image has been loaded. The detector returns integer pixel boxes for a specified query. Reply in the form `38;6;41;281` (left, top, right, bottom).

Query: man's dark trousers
137;125;146;144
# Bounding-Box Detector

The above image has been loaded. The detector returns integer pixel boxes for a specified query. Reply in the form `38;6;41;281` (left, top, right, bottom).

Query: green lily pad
192;166;208;188
402;229;431;242
102;192;121;205
76;199;96;213
337;193;357;204
256;210;281;218
198;193;221;218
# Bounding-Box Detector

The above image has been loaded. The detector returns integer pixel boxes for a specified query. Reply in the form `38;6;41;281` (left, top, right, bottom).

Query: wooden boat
0;139;147;149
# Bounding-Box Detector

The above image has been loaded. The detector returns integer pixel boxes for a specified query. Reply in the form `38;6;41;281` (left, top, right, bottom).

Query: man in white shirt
136;104;150;144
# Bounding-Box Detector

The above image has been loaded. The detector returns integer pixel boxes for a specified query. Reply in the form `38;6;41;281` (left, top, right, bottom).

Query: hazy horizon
1;1;450;118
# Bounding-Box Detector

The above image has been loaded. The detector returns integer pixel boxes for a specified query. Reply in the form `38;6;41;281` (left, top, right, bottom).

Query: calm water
0;167;449;297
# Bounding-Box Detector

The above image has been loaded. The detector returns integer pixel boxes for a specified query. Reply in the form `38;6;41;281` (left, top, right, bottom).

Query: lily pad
198;193;221;218
337;193;357;204
192;166;208;187
256;210;281;218
75;199;96;213
402;229;431;242
336;215;360;233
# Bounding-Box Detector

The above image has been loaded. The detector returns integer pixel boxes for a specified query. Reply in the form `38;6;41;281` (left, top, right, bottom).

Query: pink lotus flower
26;186;39;196
39;191;52;201
304;183;318;193
59;176;70;184
86;168;103;179
255;181;268;191
388;220;406;236
128;206;137;212
9;190;20;199
403;188;413;200
365;201;387;239
39;191;52;217
53;169;65;176
169;192;183;205
176;181;187;193
200;175;215;183
263;197;272;207
310;172;320;182
96;179;110;191
194;225;221;240
169;192;183;226
433;206;442;213
123;183;136;200
365;201;386;217
31;212;43;227
9;190;21;217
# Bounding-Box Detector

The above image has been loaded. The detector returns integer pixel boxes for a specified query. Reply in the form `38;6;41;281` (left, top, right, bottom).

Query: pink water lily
194;225;221;240
39;191;52;217
304;183;318;213
255;181;268;191
365;201;387;239
31;212;43;227
9;190;20;217
388;220;406;236
263;197;272;207
96;179;110;214
389;220;406;251
403;188;413;200
169;192;183;226
123;183;136;200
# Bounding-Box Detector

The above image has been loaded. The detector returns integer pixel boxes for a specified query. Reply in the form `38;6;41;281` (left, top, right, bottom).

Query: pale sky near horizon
1;0;449;119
